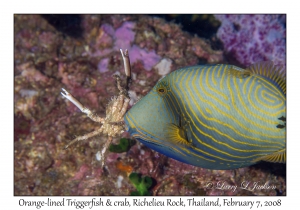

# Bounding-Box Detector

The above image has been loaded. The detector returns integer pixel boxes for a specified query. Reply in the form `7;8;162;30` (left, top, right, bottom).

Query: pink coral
95;21;161;72
97;58;109;73
215;14;286;67
130;45;161;71
114;22;136;50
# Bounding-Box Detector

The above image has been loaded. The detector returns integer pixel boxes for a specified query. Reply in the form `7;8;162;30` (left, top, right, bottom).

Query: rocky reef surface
14;14;285;195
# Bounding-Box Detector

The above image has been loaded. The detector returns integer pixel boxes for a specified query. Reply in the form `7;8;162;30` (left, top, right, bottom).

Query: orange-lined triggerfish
124;62;286;169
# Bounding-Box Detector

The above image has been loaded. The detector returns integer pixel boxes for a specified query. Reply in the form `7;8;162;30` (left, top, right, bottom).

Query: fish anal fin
254;149;286;163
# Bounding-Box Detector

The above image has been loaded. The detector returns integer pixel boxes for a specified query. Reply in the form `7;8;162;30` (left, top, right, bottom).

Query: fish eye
158;88;165;93
157;87;167;96
156;81;170;96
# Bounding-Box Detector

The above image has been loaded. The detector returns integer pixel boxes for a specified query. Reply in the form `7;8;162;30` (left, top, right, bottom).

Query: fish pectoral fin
165;123;192;148
253;149;286;163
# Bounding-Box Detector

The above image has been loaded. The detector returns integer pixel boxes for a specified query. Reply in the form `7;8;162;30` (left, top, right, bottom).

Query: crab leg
99;136;114;167
61;88;104;123
120;49;132;91
64;127;104;149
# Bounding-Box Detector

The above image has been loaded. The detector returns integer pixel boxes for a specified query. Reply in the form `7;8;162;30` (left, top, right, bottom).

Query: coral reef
14;14;285;196
215;14;286;67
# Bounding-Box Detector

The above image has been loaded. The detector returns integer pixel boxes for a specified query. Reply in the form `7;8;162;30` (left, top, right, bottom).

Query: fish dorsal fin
165;124;192;147
228;66;252;78
247;61;286;95
254;148;286;163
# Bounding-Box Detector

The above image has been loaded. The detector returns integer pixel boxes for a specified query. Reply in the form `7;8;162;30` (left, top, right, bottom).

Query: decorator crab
61;49;132;167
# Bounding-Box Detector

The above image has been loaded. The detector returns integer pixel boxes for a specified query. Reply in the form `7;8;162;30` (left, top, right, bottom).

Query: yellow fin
247;61;286;94
254;149;286;163
165;124;192;147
